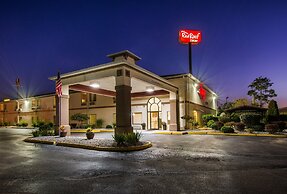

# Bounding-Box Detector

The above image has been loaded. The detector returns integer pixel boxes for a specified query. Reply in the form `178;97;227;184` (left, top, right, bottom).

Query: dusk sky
0;0;286;107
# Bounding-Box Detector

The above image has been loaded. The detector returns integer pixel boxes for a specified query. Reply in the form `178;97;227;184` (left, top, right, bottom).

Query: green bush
218;115;231;124
240;113;261;128
125;132;142;145
106;125;113;129
266;100;279;122
202;114;218;125
18;120;28;127
38;121;54;136
230;113;240;122
211;121;224;130
112;133;126;146
221;126;234;133
224;122;236;127
32;130;40;137
96;119;104;128
234;123;245;131
207;120;215;128
251;123;265;131
112;132;142;146
265;124;279;134
271;121;285;132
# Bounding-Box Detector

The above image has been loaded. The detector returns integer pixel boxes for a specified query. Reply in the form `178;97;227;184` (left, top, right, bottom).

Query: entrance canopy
49;50;179;134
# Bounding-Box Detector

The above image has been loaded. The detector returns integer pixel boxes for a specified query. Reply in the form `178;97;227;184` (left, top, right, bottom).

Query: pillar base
115;126;133;135
169;124;178;131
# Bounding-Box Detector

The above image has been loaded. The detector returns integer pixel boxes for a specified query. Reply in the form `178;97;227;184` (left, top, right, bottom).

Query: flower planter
60;132;67;137
86;132;94;139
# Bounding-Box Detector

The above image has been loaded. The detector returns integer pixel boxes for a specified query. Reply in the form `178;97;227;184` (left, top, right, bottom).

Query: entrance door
147;97;162;130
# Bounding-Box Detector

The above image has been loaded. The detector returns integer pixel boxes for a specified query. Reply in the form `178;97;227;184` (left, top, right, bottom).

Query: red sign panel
179;30;202;44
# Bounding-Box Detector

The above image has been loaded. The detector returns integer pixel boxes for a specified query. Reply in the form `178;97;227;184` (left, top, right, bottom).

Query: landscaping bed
24;136;152;152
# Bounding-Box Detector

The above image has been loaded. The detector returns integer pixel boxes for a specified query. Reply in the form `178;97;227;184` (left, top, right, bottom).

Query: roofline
49;61;178;91
107;50;141;61
162;73;216;96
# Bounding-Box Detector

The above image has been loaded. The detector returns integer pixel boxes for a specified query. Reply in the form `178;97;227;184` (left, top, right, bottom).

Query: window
89;94;97;105
81;93;87;106
132;112;142;124
89;114;97;125
0;104;3;111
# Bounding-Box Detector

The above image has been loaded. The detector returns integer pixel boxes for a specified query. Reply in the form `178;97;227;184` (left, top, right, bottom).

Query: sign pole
188;42;192;74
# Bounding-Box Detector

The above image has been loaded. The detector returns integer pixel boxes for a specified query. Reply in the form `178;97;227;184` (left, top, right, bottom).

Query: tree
247;76;277;107
266;100;279;122
233;98;249;107
71;113;89;128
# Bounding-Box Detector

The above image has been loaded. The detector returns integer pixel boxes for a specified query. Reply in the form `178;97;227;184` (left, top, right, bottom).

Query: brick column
169;91;180;131
115;68;133;135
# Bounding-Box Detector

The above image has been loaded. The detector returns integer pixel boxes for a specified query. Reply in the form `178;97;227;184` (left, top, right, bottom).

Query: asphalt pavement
0;128;287;194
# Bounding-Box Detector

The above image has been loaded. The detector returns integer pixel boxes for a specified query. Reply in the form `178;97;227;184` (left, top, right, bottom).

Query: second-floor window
89;94;96;105
81;93;87;106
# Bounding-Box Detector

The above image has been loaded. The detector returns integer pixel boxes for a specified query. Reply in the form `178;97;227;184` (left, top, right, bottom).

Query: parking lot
1;128;287;193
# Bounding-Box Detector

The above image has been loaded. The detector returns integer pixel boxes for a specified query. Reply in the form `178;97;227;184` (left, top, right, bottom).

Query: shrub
18;120;28;127
125;132;142;145
230;113;240;122
234;123;245;131
96;119;104;128
240;113;261;128
112;123;116;129
112;132;142;146
202;114;218;125
32;130;40;137
266;100;279;122
224;122;236;127
218;115;231;124
38;122;54;136
207;120;215;128
271;121;285;132
106;125;113;129
221;126;234;133
211;121;224;130
112;133;126;146
251;123;265;131
265;124;279;134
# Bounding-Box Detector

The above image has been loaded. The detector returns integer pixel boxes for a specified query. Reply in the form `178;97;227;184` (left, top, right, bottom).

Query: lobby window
132;112;142;124
167;111;170;124
81;93;87;106
0;104;3;111
89;94;97;105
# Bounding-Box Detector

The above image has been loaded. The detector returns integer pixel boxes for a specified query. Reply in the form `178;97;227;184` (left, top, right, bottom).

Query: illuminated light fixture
146;86;154;93
3;98;10;102
194;83;198;87
90;82;100;88
24;100;29;104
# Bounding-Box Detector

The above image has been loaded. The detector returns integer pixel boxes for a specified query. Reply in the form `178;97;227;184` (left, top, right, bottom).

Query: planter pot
60;132;67;137
86;132;94;139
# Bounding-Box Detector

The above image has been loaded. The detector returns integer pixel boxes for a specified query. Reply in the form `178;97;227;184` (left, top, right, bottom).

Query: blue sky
0;0;286;107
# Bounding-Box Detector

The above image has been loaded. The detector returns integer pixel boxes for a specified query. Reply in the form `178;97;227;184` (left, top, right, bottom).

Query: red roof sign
179;30;202;45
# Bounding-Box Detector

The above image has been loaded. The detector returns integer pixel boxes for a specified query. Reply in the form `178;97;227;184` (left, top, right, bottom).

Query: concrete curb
155;131;287;138
24;138;55;145
56;141;152;152
24;137;152;152
71;129;114;133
